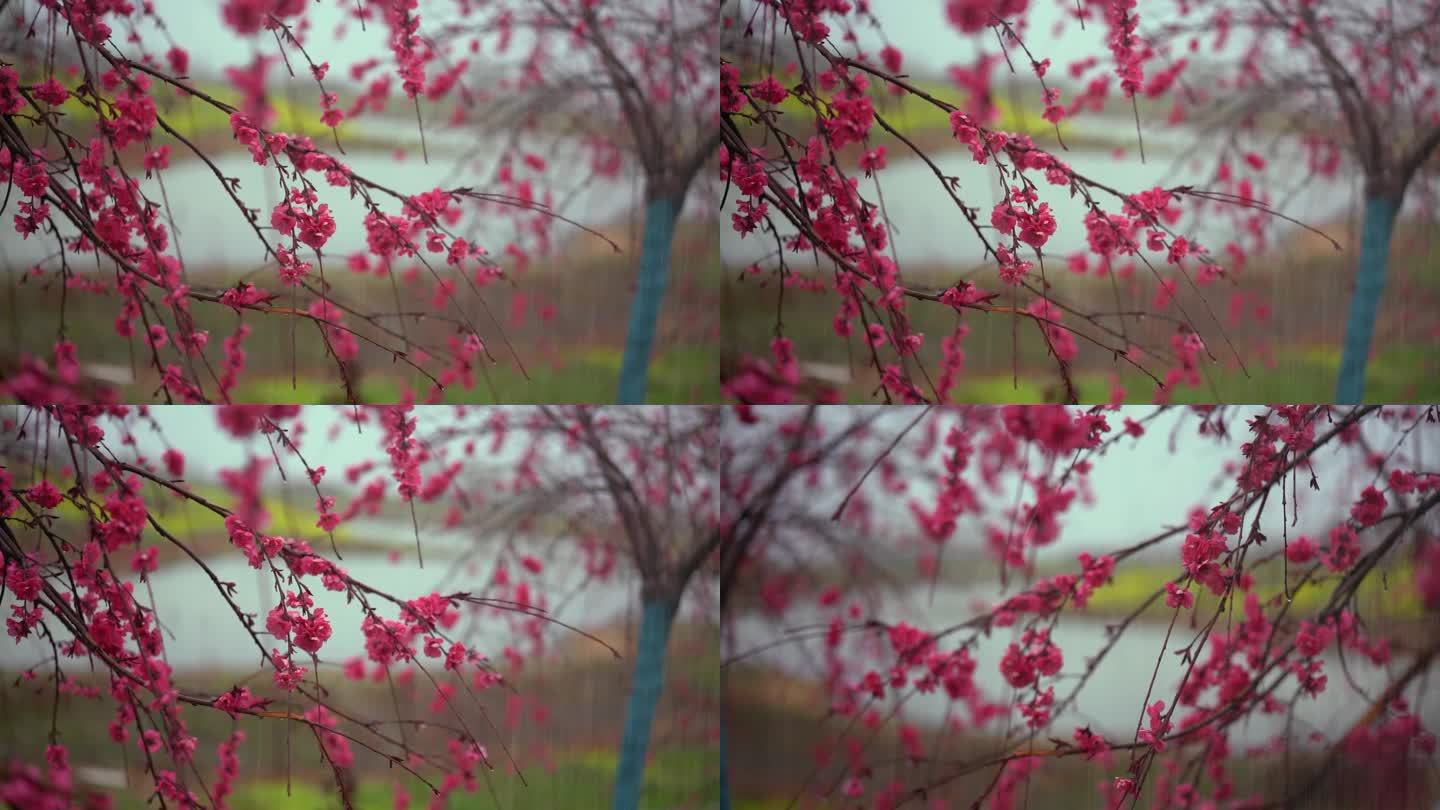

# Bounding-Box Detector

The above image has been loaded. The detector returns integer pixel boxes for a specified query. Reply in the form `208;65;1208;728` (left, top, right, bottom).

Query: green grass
101;744;719;810
10;69;490;165
219;344;719;404
2;241;721;406
1082;558;1425;622
737;795;840;801
733;70;1180;155
667;628;722;695
724;658;1434;810
1082;343;1440;404
741;69;1064;140
17;72;336;142
30;477;355;545
164;481;354;541
1404;240;1440;295
819;344;1439;405
724;258;1439;404
944;374;1051;403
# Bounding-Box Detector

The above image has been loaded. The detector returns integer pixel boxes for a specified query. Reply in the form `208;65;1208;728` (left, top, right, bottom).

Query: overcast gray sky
738;0;1207;78
92;0;1153;84
114;0;469;78
102;0;654;80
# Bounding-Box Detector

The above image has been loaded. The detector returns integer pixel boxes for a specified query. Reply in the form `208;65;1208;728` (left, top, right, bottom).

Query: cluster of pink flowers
363;210;420;260
3;567;43;637
1180;530;1230;594
1104;0;1146;97
304;705;355;768
1294;618;1336;658
1164;580;1195;609
818;86;875;150
101;82;158;151
1001;404;1108;455
1138;699;1172;751
1083;208;1139;259
947;110;989;164
270;188;337;251
1040;86;1065;123
0;66;23;114
266;591;333;654
1073;726;1110;761
724;337;840;409
221;0;305;35
1;146;52;237
0;755;101;810
229;112;285;166
213;732;244;809
722;150;770;237
382;406;423;500
384;0;430;98
269;648;308;690
1026;297;1079;361
908;424;977;544
945;0;1028;34
219;282;272;311
275;247;313;286
307;299;361;361
994;245;1033;286
361;613;418;667
779;0;833;43
214;686;269;717
1416;542;1440;611
720;62;745;114
1349;485;1386;527
1323;523;1360;572
999;627;1063;688
224;514;284;568
989;754;1044;810
1017;684;1055;729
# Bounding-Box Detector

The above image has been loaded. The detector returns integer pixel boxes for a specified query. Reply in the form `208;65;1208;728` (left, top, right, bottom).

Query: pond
1;137;710;271
729;581;1440;749
0;540;657;672
719;127;1421;270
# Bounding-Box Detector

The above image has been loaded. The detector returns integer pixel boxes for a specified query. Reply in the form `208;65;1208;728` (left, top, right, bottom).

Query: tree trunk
616;196;680;404
718;710;731;810
611;599;677;810
1335;196;1400;404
